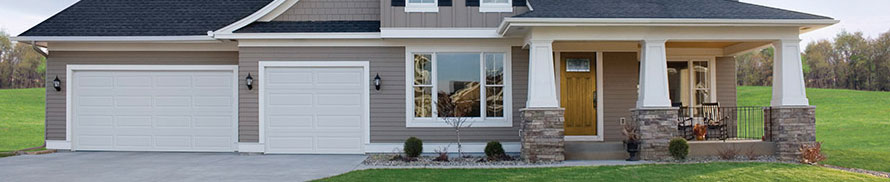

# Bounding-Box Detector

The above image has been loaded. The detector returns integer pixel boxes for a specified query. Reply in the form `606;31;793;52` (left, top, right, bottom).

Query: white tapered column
771;39;810;106
637;39;672;108
526;40;560;108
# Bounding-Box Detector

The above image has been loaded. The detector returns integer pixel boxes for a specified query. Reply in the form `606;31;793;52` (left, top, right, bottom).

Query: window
667;59;716;107
480;0;512;12
409;51;511;127
406;0;438;12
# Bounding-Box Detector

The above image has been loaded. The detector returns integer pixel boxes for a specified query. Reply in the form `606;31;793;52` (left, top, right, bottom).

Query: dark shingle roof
235;21;381;33
19;0;274;37
517;0;832;19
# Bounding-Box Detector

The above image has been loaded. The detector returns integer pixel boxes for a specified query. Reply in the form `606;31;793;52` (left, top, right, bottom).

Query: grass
737;86;890;173
0;88;45;152
318;162;888;182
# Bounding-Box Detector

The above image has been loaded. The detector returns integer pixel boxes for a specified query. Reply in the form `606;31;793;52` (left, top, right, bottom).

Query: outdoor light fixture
52;76;62;92
374;73;381;91
246;73;254;90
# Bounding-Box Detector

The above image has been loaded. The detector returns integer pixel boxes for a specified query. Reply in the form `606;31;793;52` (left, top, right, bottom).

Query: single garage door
263;65;367;154
71;67;237;152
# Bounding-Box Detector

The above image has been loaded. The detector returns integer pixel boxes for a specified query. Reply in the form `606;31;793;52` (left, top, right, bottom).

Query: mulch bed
363;154;559;167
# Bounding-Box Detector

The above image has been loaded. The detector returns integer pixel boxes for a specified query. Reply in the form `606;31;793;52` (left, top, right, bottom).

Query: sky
1;0;889;48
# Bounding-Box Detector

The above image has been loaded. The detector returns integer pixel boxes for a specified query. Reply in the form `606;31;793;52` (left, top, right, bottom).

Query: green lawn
319;162;888;182
0;88;45;152
738;86;890;173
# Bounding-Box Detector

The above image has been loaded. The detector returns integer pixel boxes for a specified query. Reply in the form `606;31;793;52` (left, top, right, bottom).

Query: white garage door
71;68;237;152
263;65;367;154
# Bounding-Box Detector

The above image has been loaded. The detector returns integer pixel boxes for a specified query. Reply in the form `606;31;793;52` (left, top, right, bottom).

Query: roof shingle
235;21;381;33
516;0;832;20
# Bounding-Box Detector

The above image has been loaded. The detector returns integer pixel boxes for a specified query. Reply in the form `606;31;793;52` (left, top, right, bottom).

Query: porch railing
677;106;768;141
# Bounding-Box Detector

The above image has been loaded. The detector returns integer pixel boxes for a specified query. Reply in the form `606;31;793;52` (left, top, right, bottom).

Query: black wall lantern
52;76;62;92
374;73;382;91
246;73;254;90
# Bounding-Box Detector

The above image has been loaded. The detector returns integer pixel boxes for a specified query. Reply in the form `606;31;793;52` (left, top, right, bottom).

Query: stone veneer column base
769;106;817;161
631;108;679;160
520;107;565;162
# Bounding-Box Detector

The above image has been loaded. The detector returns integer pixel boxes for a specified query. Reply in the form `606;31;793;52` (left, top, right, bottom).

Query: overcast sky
1;0;888;48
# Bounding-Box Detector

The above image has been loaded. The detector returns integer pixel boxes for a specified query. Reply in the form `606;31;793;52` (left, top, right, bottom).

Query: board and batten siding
238;47;527;143
272;0;380;21
381;0;528;28
44;51;239;141
601;52;639;142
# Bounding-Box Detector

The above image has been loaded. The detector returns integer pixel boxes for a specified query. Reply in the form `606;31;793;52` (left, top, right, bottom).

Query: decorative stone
631;108;679;160
520;107;565;163
768;106;816;161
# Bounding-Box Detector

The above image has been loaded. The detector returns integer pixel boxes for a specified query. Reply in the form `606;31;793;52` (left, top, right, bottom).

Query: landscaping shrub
717;145;740;160
800;142;827;164
668;137;689;160
404;137;423;158
484;141;506;160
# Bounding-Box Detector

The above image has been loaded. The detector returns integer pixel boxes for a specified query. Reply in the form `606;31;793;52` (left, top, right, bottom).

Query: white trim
555;51;605;142
237;143;266;153
65;65;240;151
257;0;301;22
48;42;238;52
405;0;439;13
498;18;840;35
380;28;501;38
11;36;217;42
46;140;72;150
404;46;514;128
479;0;513;13
215;32;382;40
365;142;520;153
258;61;372;147
215;0;290;34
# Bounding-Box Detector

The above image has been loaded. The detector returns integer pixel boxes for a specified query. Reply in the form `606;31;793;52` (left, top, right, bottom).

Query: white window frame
667;57;718;107
479;0;513;13
405;46;513;128
405;0;439;13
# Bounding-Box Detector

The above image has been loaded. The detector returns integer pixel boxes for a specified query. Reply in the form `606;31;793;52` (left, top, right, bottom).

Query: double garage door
70;64;367;154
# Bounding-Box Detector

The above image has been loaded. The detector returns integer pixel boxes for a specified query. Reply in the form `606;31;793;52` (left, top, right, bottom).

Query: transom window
409;52;510;127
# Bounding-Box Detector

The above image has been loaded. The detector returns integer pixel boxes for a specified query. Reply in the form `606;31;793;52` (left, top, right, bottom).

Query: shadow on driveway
0;152;366;182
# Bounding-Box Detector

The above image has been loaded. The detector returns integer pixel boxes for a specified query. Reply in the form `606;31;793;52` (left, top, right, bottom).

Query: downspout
30;41;48;57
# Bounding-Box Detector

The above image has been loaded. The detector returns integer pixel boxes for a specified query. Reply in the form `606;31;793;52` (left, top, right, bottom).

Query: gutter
497;18;840;35
30;41;48;57
10;35;219;43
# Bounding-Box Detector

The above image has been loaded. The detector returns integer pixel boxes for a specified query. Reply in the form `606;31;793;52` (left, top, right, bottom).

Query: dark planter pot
625;140;641;161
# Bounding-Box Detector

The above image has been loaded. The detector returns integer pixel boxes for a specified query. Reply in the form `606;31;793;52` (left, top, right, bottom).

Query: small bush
717;145;740;160
404;137;423;158
433;146;449;162
668;137;689;160
484;141;507;160
800;142;827;164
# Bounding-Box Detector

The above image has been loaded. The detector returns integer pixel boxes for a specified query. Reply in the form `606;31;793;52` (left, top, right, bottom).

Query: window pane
486;87;504;117
414;54;432;85
409;0;434;3
667;62;689;107
414;87;432;117
437;53;481;117
566;58;591;72
693;61;710;105
482;0;508;3
484;53;504;85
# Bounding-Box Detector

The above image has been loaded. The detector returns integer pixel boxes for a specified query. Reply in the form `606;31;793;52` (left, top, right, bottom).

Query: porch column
769;39;816;161
771;39;810;106
520;39;565;162
633;39;678;160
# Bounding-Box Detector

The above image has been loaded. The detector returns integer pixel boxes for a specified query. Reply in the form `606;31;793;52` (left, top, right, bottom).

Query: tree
0;31;46;89
436;90;476;157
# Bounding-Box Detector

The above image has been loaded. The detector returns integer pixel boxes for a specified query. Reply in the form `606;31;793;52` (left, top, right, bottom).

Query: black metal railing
678;106;767;141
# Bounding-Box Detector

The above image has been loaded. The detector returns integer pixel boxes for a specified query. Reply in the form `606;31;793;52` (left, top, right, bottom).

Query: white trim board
46;140;72;150
257;61;372;149
365;142;521;153
215;0;290;34
498;18;840;35
257;0;301;22
237;143;265;153
65;65;240;151
11;36;218;42
215;32;381;40
381;28;502;38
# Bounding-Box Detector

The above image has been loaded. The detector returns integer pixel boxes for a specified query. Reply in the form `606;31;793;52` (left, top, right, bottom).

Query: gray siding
44;51;239;141
273;0;380;21
602;52;639;142
238;47;527;143
381;0;529;28
716;57;737;107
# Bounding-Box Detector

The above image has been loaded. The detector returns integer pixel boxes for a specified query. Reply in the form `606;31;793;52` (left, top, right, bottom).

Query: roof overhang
10;35;220;43
498;18;840;36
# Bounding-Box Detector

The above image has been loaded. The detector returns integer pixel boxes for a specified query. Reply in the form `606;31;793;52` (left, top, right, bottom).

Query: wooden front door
560;53;597;136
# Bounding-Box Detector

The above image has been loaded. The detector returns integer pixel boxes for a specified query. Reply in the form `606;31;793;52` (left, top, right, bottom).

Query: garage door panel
72;69;236;152
264;65;366;154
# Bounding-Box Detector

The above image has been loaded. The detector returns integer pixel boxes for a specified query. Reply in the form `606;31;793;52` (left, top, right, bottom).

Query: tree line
737;30;890;91
0;31;46;89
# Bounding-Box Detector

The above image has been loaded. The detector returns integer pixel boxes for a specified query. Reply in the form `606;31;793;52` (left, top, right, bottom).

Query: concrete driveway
0;152;366;182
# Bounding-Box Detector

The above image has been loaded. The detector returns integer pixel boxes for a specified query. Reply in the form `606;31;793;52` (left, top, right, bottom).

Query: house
14;0;835;161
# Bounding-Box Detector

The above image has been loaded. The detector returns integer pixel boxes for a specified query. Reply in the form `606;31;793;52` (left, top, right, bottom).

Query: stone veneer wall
631;108;679;160
520;108;565;162
768;106;817;161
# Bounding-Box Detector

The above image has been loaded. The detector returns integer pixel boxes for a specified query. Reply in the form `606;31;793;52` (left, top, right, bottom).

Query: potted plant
622;122;641;161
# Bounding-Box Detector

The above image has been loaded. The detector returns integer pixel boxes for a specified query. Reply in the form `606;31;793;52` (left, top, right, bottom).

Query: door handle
593;92;597;105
